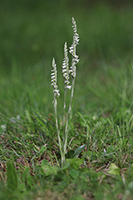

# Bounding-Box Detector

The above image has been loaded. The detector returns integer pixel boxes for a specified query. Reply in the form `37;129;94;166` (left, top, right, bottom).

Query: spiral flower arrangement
51;17;79;166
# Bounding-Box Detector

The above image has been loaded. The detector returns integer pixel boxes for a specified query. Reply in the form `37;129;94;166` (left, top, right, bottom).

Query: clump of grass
51;17;79;166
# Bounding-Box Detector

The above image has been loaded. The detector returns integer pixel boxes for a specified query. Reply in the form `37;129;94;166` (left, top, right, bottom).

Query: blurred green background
0;0;133;67
0;0;133;116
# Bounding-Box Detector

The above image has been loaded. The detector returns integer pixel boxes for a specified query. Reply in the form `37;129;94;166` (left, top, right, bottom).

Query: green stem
63;77;76;155
62;87;67;159
54;95;65;166
63;87;67;138
69;77;75;120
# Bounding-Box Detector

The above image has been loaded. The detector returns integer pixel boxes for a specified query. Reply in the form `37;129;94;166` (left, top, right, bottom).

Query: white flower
72;17;79;45
54;89;60;97
103;149;106;155
66;85;72;89
92;115;98;120
17;115;20;120
51;58;60;97
62;42;71;88
69;17;80;78
1;124;6;131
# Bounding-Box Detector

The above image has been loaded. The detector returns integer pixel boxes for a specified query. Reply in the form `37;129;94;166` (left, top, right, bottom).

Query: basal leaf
41;159;59;176
66;158;84;169
74;144;86;158
108;163;120;176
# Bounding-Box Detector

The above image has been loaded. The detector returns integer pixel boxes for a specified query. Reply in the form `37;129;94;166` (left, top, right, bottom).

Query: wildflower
1;124;6;131
69;17;80;78
51;58;60;97
92;115;98;120
51;17;80;166
62;42;71;88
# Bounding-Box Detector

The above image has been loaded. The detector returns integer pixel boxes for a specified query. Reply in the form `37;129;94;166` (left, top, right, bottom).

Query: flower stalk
51;58;64;164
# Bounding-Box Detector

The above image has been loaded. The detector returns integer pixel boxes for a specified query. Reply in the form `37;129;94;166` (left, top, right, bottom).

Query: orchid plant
51;17;79;166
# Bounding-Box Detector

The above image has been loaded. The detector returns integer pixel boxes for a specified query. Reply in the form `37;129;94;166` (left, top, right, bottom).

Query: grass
1;1;133;199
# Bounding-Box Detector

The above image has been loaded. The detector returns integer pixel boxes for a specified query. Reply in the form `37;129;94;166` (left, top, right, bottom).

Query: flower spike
62;42;71;89
51;58;60;97
69;17;79;78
